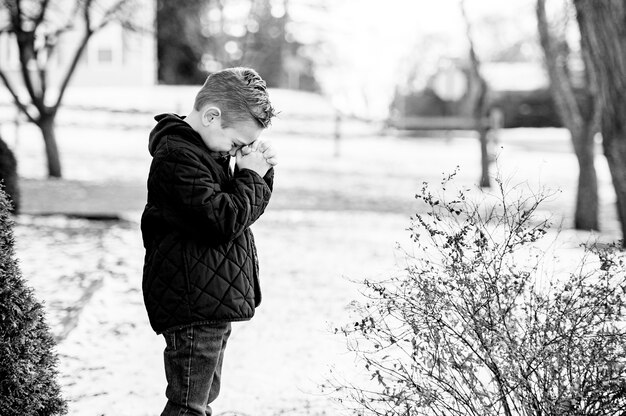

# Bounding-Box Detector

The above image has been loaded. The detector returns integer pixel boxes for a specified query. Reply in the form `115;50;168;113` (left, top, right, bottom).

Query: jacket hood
149;113;203;156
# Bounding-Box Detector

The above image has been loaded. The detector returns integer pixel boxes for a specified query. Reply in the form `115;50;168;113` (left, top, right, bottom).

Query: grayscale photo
1;0;625;415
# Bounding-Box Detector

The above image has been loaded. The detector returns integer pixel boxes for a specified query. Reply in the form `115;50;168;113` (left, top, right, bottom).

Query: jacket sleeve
263;167;274;190
154;149;272;243
234;164;274;190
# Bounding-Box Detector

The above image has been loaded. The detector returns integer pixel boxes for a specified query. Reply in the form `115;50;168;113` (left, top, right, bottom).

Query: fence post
334;111;342;158
13;107;20;150
487;108;503;161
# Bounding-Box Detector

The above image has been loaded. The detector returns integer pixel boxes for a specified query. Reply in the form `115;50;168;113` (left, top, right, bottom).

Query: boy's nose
229;145;240;156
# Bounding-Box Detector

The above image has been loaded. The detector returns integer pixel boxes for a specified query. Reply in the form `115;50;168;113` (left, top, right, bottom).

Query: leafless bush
334;171;626;416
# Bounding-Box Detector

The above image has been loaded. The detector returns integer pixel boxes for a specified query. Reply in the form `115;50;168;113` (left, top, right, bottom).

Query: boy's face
200;107;263;156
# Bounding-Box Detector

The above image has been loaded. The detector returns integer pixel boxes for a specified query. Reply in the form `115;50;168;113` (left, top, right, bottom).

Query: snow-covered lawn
2;87;622;415
15;210;406;416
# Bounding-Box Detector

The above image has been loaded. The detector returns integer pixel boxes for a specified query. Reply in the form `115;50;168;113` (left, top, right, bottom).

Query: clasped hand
236;140;278;177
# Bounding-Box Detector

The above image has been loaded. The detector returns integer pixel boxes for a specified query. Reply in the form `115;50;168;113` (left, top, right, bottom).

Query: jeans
161;323;232;416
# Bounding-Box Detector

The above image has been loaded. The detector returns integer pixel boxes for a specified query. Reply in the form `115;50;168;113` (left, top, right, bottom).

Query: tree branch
53;29;92;111
50;0;95;110
8;0;44;110
0;68;38;123
13;0;22;27
16;32;45;109
459;0;489;116
95;0;132;31
50;0;82;38
84;0;94;29
37;53;48;100
536;0;585;134
54;0;139;110
33;0;52;29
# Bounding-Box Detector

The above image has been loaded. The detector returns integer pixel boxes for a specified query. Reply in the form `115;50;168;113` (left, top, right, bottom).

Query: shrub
335;172;626;416
0;189;66;415
0;134;20;214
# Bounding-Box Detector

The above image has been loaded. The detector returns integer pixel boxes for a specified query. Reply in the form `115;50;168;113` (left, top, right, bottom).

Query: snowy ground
1;87;623;415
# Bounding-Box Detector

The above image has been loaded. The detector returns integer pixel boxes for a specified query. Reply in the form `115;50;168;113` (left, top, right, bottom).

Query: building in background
0;0;156;89
388;58;592;129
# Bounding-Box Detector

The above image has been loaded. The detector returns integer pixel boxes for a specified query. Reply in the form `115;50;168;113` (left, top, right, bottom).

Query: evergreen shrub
0;134;19;214
0;189;66;415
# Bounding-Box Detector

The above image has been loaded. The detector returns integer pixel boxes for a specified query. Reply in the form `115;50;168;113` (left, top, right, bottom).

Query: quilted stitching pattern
141;129;272;334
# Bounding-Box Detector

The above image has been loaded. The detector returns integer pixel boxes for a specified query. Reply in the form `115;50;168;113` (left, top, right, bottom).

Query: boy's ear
201;106;221;126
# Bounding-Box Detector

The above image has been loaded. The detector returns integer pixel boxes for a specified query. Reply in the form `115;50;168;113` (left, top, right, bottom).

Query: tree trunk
604;139;626;243
479;125;490;188
460;0;491;188
574;0;626;244
572;127;599;230
156;0;207;84
470;76;490;188
537;0;599;231
38;115;62;178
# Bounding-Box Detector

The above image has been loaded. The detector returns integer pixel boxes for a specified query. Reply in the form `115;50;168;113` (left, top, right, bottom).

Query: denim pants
161;322;232;416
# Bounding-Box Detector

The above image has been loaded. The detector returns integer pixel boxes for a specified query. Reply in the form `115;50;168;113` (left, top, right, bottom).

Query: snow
14;210;408;416
3;87;623;415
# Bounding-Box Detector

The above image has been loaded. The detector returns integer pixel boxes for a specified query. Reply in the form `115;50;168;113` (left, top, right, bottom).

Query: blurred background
0;0;622;415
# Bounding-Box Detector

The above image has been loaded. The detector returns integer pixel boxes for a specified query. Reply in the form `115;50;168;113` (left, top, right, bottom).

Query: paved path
20;179;146;219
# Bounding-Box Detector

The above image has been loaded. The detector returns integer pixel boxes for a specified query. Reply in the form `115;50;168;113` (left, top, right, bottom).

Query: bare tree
573;0;626;245
460;0;491;188
0;0;141;178
536;0;599;231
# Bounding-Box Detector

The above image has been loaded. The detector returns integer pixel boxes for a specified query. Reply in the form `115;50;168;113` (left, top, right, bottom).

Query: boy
141;67;277;416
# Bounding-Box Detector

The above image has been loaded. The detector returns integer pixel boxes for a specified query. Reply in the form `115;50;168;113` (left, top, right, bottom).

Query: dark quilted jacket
141;114;273;334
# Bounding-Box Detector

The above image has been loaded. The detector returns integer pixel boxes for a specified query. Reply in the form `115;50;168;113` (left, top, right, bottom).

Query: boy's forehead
230;120;263;143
